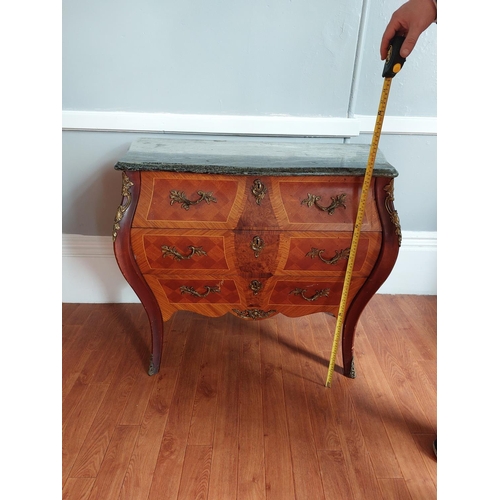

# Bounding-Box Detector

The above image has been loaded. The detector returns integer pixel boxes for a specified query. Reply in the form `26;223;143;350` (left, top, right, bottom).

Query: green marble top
115;138;398;177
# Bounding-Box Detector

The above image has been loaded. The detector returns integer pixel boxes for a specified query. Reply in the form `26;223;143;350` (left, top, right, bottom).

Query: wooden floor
62;295;437;500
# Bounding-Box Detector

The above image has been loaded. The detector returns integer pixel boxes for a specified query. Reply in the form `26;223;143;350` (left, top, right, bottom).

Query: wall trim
355;114;437;135
62;231;437;303
62;110;437;137
62;110;360;137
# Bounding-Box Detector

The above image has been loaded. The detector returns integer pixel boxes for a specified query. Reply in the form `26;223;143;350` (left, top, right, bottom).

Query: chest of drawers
113;138;400;378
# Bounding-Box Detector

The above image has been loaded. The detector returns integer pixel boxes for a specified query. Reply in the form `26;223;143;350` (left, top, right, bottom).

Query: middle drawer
131;229;382;278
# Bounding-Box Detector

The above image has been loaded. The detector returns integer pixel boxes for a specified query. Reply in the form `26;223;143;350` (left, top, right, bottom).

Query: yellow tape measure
325;36;406;388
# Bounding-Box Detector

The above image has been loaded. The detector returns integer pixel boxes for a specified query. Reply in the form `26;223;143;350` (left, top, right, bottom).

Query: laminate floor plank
162;311;192;368
412;433;437;487
344;360;403;479
119;371;157;426
148;317;210;500
405;477;437;500
371;295;428;362
389;295;437;361
73;314;123;387
62;383;109;486
62;303;82;326
207;334;240;500
237;319;266;500
119;312;191;500
374;297;437;407
117;304;155;372
62;303;94;328
87;425;140;500
361;300;435;435
407;294;437;333
405;359;438;434
66;305;143;479
330;375;385;500
70;349;139;478
63;313;96;353
354;332;437;499
188;316;227;446
119;305;170;426
91;330;134;386
63;376;93;428
118;313;187;500
277;314;326;500
62;335;92;402
177;445;212;500
366;297;437;435
117;367;179;500
63;324;83;353
418;359;437;394
377;478;413;500
84;305;126;352
259;317;296;500
307;312;335;354
62;478;95;500
62;295;437;500
294;317;344;452
317;450;355;500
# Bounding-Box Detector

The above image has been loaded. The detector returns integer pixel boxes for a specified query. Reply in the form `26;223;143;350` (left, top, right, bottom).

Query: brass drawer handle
161;245;207;261
251;179;267;205
290;287;330;302
301;193;347;215
170;190;217;210
179;285;221;298
250;236;265;258
306;247;350;265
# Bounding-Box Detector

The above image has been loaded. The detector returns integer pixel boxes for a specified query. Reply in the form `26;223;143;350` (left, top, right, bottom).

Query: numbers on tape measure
325;77;393;387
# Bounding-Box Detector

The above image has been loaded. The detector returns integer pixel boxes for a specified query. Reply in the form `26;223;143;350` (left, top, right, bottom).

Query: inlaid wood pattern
115;171;399;377
283;233;381;275
63;295;436;499
272;177;382;231
132;230;230;273
134;172;246;229
268;277;365;309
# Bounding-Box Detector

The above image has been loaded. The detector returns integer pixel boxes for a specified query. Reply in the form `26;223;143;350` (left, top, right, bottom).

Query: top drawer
133;172;383;232
133;172;247;228
270;177;382;231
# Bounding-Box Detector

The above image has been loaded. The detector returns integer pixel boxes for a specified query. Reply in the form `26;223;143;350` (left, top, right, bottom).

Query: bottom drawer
144;275;244;321
143;273;367;322
268;278;365;306
154;278;240;304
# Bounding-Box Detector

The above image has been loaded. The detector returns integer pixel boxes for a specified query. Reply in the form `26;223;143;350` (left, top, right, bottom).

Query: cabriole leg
113;170;164;376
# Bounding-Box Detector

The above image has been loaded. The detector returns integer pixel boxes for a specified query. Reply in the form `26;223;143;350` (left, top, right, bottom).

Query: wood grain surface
63;294;436;499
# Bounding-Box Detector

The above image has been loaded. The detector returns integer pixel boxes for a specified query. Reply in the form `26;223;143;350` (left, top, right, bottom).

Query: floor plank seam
62;299;436;500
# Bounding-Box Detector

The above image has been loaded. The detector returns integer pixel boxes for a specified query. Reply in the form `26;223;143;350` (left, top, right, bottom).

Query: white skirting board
62;231;437;303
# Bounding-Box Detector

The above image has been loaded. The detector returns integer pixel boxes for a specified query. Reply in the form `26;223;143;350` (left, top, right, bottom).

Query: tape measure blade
325;78;392;387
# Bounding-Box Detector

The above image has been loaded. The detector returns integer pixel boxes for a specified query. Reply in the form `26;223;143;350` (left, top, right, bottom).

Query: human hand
380;0;437;60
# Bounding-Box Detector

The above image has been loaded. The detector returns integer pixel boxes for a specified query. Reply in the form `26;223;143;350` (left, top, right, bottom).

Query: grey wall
62;0;437;236
63;0;364;116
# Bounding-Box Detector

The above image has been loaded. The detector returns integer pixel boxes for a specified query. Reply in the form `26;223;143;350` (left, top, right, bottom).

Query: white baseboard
377;231;437;295
62;231;436;303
